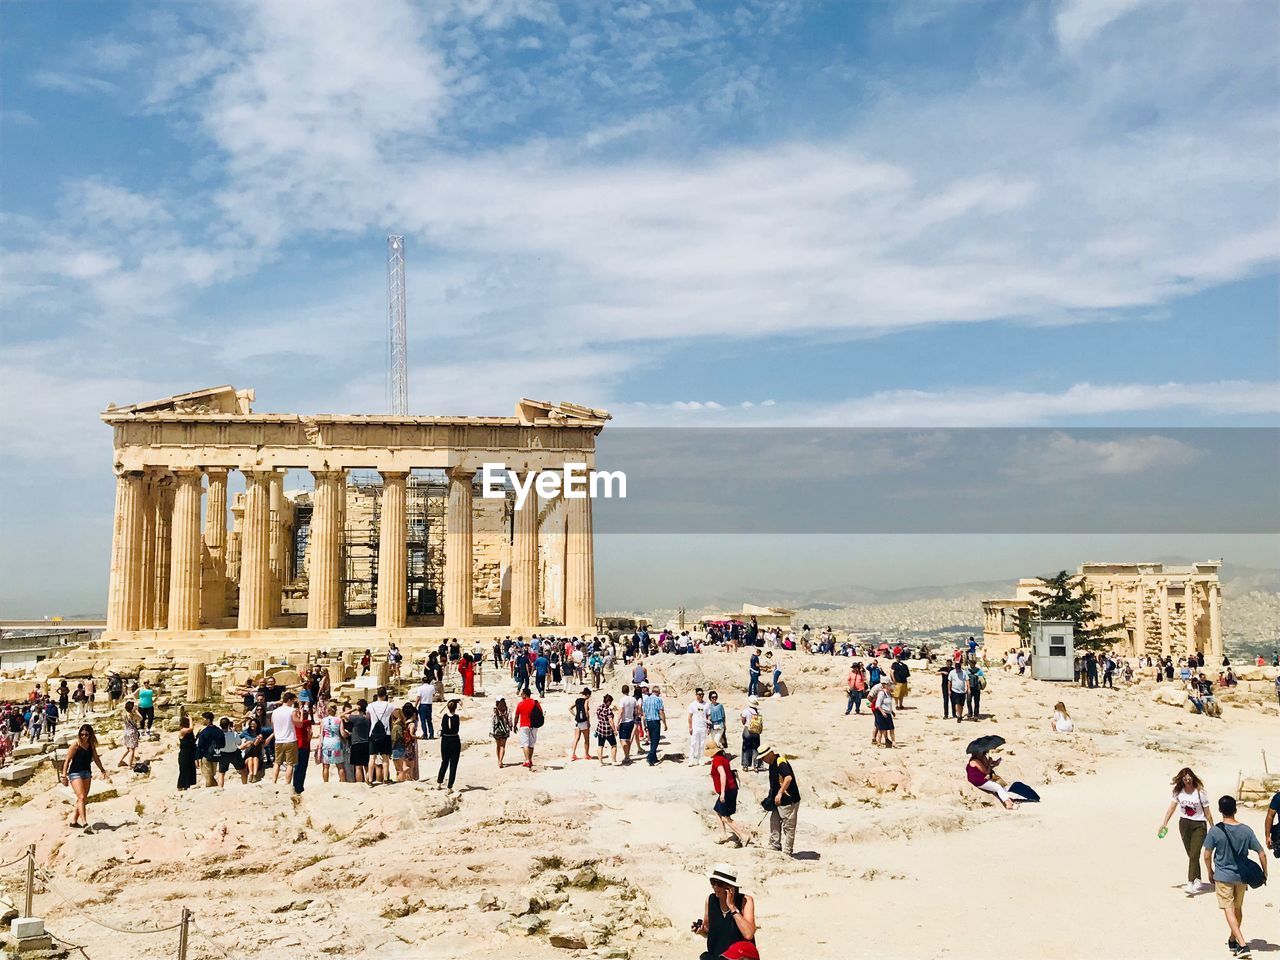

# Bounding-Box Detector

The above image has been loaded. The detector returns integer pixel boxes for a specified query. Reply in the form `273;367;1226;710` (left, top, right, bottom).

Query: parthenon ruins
982;561;1224;659
101;386;609;645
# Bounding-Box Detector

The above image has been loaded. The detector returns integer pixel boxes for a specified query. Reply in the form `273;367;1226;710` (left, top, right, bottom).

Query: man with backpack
1203;794;1268;958
740;696;763;772
514;687;543;769
890;657;910;709
366;687;395;784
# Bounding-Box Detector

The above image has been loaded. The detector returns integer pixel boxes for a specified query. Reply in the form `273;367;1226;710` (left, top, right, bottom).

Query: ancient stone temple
982;561;1224;660
101;386;609;645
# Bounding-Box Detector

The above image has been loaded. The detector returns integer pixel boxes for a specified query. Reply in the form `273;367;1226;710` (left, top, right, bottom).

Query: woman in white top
1157;767;1214;894
1050;701;1074;733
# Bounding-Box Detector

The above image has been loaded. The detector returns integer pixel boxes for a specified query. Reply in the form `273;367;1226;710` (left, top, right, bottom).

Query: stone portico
982;561;1224;660
102;386;608;647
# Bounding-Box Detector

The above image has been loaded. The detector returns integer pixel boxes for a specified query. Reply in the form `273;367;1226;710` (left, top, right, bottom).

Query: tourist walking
595;694;618;764
747;650;761;696
641;685;667;766
137;680;155;734
692;863;756;958
459;654;476;698
872;680;896;747
846;663;867;715
1158;767;1214;893
437;699;461;790
687;688;710;766
967;663;985;719
291;697;312;795
707;743;750;846
948;662;969;724
570;689;594;761
740;696;763;772
758;744;800;856
176;714;196;790
60;724;109;831
491;698;511;767
1202;795;1268;957
617;685;639;762
891;657;910;709
117;700;142;770
939;663;952;718
514;688;542;769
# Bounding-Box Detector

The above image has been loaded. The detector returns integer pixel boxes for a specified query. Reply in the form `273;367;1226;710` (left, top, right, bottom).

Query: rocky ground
0;650;1276;959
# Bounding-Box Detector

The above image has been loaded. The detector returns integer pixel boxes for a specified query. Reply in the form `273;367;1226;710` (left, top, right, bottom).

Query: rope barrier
48;930;93;960
188;918;234;959
35;867;185;934
0;852;32;870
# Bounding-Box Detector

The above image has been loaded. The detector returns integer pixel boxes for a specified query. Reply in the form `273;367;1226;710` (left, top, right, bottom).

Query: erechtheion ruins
982;561;1224;659
101;386;609;646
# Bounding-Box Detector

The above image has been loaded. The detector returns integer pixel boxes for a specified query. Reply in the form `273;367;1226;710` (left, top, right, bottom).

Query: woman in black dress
176;714;197;790
692;864;755;960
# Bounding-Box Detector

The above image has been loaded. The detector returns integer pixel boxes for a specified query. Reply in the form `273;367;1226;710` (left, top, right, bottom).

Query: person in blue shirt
640;687;667;766
1202;794;1268;956
747;652;761;697
706;691;727;749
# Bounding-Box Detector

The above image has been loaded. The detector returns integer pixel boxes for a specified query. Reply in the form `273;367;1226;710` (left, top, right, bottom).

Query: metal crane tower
386;235;408;415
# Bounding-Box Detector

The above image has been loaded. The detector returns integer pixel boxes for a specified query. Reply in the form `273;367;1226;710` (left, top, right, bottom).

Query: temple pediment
105;385;254;416
515;398;612;426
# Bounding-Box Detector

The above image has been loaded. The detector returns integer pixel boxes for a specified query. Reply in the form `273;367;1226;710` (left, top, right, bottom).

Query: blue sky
1;0;1277;613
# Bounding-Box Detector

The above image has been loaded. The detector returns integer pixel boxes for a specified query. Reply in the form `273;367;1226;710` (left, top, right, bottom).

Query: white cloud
29;69;117;96
1055;0;1160;54
613;380;1280;427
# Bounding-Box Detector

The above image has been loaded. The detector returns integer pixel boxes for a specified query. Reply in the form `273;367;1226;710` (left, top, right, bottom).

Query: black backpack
529;703;545;729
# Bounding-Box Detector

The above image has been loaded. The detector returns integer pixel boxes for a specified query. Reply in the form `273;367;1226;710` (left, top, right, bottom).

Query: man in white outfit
687;688;710;766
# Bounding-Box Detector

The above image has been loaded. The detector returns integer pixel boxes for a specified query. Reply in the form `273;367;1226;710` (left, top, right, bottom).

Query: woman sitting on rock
966;749;1040;809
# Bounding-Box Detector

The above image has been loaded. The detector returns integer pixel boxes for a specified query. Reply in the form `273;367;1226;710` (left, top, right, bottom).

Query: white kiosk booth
1030;620;1075;681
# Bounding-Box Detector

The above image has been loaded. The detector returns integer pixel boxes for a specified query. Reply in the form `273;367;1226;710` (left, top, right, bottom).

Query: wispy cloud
30;69;117;96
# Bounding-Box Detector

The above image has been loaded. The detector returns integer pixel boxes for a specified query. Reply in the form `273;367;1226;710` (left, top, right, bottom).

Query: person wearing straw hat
706;741;751;846
757;743;800;856
740;696;763;772
691;863;756;960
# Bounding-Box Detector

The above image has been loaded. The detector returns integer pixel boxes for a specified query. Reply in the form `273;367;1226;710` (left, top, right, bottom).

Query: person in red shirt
708;743;750;846
291;700;312;797
513;687;540;769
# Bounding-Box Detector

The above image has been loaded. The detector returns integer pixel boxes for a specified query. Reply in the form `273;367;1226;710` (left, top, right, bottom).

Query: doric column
1207;581;1222;657
1158;580;1171;658
376;471;408;629
106;471;146;634
167;468;205;631
308;470;345;630
268;471;286;617
1183;579;1196;656
137;475;157;631
238;470;273;631
201;468;229;623
565;490;595;633
511;476;539;630
1133;580;1146;657
152;475;174;629
227;502;244;584
443;466;474;629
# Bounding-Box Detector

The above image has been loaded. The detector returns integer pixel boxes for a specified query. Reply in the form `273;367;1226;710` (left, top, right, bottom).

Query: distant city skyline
1;0;1277;616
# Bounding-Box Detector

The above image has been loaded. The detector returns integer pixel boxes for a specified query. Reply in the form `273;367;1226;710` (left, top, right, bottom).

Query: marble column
510;476;539;630
376;471;408;629
238;470;273;631
202;468;229;623
1133;580;1146;657
443;466;474;629
565;491;595;634
1158;580;1171;658
152;475;174;629
106;471;146;634
137;475;157;631
1184;579;1197;656
268;471;286;617
167;468;205;631
227;503;244;584
308;470;345;630
1207;581;1222;658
